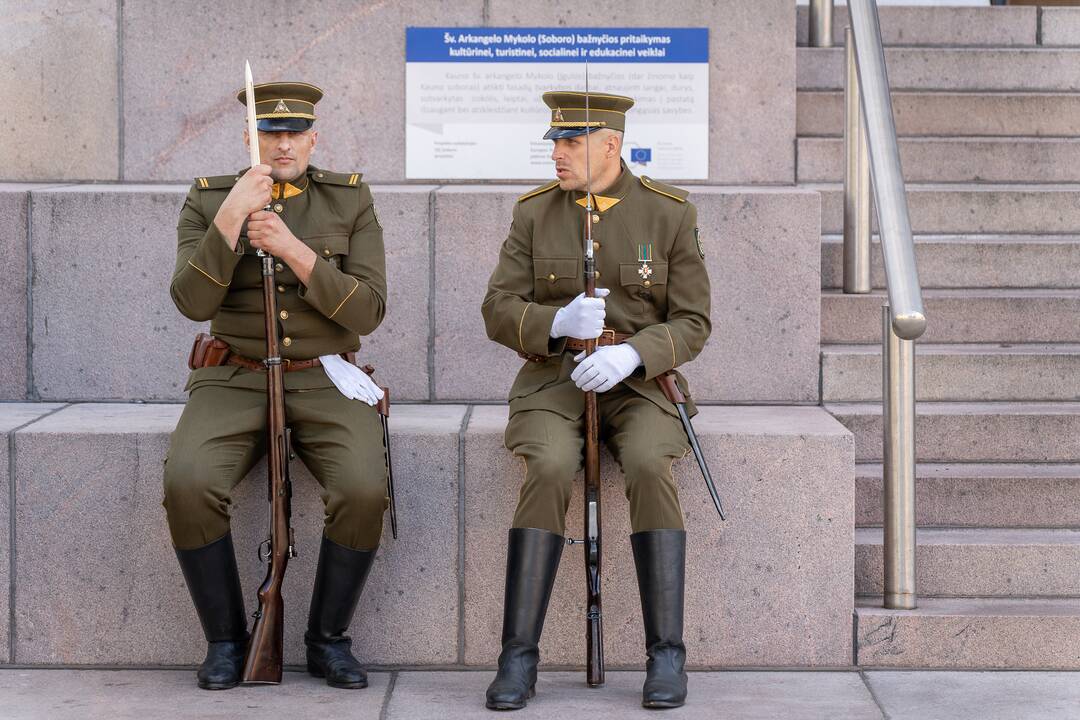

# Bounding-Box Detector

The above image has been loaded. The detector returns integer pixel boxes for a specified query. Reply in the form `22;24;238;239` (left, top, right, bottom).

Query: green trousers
505;385;689;536
163;384;388;551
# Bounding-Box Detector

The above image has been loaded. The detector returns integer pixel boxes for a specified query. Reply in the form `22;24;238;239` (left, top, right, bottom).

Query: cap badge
273;99;291;113
553;107;564;122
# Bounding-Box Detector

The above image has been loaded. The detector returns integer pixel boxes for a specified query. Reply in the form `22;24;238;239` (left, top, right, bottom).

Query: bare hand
247;211;302;258
226;164;273;217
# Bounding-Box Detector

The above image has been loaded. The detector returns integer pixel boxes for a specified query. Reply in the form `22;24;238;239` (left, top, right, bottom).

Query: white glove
571;344;643;393
550;288;611;340
320;354;385;406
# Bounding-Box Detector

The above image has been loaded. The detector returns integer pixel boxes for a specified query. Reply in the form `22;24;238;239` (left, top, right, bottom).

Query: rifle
241;60;297;685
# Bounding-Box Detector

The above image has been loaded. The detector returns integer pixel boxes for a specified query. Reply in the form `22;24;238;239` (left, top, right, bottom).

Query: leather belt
565;329;632;353
227;351;356;373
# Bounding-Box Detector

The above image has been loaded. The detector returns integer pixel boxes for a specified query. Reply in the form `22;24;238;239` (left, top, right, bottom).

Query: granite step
0;401;854;668
821;343;1080;402
798;47;1080;92
820;235;1080;290
812;182;1080;235
855;597;1080;669
822;289;1080;344
855;463;1080;528
798;137;1080;184
855;527;1080;598
796;6;1039;47
798;91;1080;138
825;401;1080;463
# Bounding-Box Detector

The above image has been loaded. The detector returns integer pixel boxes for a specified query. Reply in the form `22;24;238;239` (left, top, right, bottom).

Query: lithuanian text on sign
405;28;709;180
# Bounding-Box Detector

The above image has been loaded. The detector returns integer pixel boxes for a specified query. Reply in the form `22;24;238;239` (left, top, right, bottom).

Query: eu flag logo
630;148;652;164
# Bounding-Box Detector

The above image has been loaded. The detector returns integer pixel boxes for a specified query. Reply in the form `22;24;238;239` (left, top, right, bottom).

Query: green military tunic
481;162;712;534
164;165;389;551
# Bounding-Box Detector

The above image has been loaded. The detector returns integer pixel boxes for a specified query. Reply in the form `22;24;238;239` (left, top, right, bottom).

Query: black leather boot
174;532;249;690
485;527;564;711
305;535;376;689
632;529;688;709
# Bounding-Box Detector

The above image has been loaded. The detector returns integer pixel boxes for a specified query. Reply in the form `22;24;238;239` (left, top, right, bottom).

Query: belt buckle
599;328;616;346
282;358;292;371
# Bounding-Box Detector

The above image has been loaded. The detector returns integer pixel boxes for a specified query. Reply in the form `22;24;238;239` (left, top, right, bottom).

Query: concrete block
796;6;1037;47
12;403;464;665
434;186;821;404
1041;9;1080;47
821;290;1080;344
487;0;796;184
856;463;1080;529
855;528;1080;598
0;186;31;400
0;403;65;663
827;401;1080;464
866;670;1080;720
822;343;1080;402
387;670;882;719
798;137;1080;184
120;0;484;182
821;236;1080;291
0;1;118;181
798;91;1080;138
816;184;1080;236
856;597;1080;669
462;405;854;668
0;668;390;719
799;48;1080;92
29;185;431;402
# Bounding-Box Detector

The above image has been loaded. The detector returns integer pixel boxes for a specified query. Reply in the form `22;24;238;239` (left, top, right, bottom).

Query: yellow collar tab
271;180;305;200
575;194;622;213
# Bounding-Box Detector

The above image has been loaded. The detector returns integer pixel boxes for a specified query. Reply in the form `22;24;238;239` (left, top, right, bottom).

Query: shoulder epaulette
518;180;560;203
311;169;363;187
640;175;688;203
193;174;239;190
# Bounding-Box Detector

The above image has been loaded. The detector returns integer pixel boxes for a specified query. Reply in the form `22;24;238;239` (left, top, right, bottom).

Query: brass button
275;262;284;272
323;248;332;256
317;172;324;178
592;214;600;224
279;310;289;320
594;270;601;279
273;203;284;213
643;280;652;288
547;273;556;282
277;284;285;293
592;241;600;252
234;177;240;182
282;337;292;347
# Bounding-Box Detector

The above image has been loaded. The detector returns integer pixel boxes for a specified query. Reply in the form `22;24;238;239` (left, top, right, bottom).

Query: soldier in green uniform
164;81;388;691
481;91;711;711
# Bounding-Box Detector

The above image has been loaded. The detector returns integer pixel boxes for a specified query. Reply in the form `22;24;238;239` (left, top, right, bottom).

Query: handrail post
843;26;871;294
809;0;835;48
882;303;917;610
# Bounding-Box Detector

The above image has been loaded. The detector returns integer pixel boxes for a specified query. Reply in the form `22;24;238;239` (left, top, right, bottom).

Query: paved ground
2;669;1080;719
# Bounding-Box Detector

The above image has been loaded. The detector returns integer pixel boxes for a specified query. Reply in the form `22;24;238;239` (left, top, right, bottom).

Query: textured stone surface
0;186;31;399
1042;8;1080;47
827;401;1080;464
821;290;1080;344
855;528;1080;598
822;343;1080;402
798;48;1080;92
120;0;484;182
434;187;821;403
821;236;1080;290
387;671;882;719
29;185;431;402
0;404;65;664
462;405;854;668
0;1;118;181
866;670;1080;720
12;403;464;665
487;0;795;184
855;463;1080;529
0;669;391;719
796;6;1037;47
815;184;1080;235
856;597;1080;669
798;137;1080;184
798;91;1080;138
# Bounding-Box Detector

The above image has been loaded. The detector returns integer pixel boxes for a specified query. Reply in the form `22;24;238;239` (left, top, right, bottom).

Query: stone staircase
799;5;1080;668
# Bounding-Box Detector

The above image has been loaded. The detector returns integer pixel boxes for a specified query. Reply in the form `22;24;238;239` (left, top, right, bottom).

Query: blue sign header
406;27;708;63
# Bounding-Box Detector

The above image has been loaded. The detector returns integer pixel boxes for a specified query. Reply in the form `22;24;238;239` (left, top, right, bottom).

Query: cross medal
637;244;653;280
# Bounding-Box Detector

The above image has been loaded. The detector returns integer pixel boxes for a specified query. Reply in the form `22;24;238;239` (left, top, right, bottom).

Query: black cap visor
257;117;314;133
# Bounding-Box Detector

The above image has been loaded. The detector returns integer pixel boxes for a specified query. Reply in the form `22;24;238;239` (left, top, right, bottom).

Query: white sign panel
405;28;709;180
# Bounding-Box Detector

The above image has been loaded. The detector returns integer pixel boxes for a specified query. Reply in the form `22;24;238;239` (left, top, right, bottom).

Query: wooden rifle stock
583;251;604;688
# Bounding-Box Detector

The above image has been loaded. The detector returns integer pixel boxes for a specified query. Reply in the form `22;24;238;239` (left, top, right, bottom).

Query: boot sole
642;699;685;709
308;663;368;689
198;680;239;691
485;685;535;710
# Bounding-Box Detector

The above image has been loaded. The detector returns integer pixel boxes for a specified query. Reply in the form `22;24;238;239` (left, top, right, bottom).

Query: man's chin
556;177;581;192
271;164;306;183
